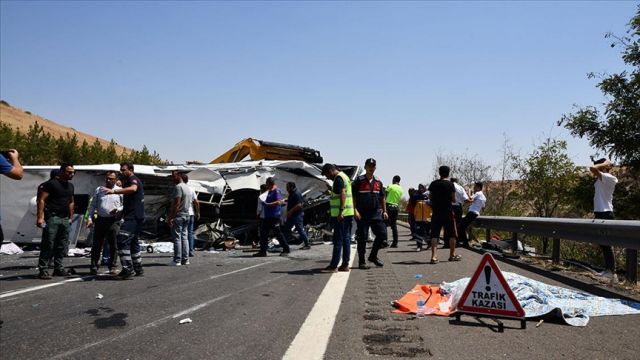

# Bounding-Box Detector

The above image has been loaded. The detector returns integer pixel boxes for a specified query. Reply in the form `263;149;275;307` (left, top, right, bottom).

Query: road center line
282;246;356;360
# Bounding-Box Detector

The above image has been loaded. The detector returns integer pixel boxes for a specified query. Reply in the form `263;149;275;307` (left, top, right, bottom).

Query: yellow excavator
210;138;323;164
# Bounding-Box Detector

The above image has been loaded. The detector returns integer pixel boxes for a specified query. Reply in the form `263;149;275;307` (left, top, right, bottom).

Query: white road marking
51;274;286;360
0;276;92;299
283;246;356;360
0;261;272;301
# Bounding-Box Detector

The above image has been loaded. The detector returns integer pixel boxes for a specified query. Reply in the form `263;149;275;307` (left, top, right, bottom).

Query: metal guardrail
475;216;640;283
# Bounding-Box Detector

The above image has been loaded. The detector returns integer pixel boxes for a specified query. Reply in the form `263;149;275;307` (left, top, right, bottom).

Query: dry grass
0;101;132;155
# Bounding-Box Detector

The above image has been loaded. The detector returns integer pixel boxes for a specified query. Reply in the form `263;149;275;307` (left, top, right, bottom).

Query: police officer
102;162;144;279
352;158;387;269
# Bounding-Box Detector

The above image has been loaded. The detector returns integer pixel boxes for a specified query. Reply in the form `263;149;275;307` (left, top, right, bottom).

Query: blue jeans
187;215;195;256
171;215;189;263
283;215;309;246
329;216;353;268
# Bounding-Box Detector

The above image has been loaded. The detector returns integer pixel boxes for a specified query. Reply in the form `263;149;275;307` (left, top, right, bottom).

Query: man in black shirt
103;162;145;279
36;163;75;279
428;165;460;264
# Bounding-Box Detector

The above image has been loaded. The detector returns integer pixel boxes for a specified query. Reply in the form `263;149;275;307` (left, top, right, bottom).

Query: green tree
558;7;640;167
512;138;579;218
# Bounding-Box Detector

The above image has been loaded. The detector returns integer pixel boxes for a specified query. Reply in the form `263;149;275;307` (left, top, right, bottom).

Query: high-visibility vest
414;200;432;222
330;171;354;217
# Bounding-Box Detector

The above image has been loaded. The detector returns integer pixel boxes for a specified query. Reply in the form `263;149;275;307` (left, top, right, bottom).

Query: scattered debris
179;318;192;324
67;248;89;257
96;293;104;300
536;319;544;328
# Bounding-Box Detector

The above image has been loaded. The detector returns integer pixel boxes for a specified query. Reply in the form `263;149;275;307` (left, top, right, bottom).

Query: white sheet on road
441;272;640;326
0;242;23;255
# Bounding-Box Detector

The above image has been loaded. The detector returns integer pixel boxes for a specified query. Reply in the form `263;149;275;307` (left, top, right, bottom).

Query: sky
1;1;637;191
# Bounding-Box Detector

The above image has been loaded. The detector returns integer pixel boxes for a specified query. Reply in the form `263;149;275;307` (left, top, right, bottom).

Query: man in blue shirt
282;182;310;250
253;177;290;257
0;149;23;242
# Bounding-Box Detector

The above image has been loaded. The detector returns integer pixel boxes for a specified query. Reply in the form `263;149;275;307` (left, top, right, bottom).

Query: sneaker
381;242;389;249
52;268;71;277
279;251;290;257
168;261;182;266
38;271;52;280
182;260;190;265
134;269;144;277
300;245;311;250
117;269;134;280
320;266;338;273
390;244;398;248
358;263;370;270
338;264;350;272
416;247;422;252
368;257;384;267
109;268;119;275
252;252;267;257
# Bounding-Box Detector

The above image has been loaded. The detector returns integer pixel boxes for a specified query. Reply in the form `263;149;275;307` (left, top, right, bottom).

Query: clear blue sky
1;1;636;190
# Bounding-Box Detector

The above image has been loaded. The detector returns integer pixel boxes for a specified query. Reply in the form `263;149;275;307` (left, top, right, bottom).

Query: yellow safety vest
330;171;354;217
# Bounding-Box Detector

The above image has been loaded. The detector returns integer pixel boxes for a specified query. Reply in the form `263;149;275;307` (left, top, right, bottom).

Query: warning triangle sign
456;253;525;318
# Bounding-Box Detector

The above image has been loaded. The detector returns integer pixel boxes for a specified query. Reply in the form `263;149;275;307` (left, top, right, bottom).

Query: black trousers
594;211;615;271
356;218;386;263
458;212;478;246
259;218;290;254
386;205;399;245
91;216;119;271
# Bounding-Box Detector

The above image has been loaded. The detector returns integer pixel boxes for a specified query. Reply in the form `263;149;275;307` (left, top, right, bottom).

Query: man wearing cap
352;158;387;269
321;164;354;272
385;175;403;248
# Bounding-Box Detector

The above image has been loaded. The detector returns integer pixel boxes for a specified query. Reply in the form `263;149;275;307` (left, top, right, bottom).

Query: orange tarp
392;284;453;316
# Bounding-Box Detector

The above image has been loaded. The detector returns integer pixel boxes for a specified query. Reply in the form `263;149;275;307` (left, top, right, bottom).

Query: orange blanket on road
392;284;452;316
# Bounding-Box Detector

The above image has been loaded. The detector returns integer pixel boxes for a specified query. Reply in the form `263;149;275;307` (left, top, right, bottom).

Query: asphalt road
1;227;639;359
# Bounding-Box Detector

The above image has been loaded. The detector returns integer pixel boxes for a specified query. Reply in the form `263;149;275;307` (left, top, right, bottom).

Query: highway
1;227;638;359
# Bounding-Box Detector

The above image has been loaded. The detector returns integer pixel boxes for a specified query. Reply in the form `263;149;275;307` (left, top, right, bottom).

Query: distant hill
0;100;132;155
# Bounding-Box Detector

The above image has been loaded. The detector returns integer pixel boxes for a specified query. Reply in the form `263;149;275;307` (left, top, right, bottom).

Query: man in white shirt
590;158;618;281
180;174;200;257
86;171;123;275
448;178;469;248
459;182;486;248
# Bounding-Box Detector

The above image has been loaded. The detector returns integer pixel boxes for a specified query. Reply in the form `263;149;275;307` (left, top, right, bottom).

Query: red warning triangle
456;253;525;318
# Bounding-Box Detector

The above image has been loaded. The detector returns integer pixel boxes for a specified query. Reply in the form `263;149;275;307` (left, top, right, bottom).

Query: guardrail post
552;238;560;264
626;249;638;283
512;232;518;253
486;228;491;242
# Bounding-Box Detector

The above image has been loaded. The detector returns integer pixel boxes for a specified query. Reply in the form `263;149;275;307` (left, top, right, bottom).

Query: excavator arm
210;138;323;164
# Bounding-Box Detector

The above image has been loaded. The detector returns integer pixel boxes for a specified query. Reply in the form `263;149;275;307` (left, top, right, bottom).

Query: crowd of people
0;149;621;282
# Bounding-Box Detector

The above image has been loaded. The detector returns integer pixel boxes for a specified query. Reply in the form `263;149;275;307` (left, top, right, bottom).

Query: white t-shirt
188;187;197;216
594;172;617;212
453;182;469;205
468;191;486;215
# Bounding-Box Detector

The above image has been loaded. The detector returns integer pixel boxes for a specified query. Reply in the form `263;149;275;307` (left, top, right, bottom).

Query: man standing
180;174;200;257
428;165;460;264
385;175;403;248
459;182;486;248
413;184;430;251
321;164;354;273
168;171;193;266
102;162;144;279
36;163;75;279
283;182;310;250
590;158;618;282
86;171;123;275
449;178;469;248
253;177;290;257
1;149;23;242
352;158;387;269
